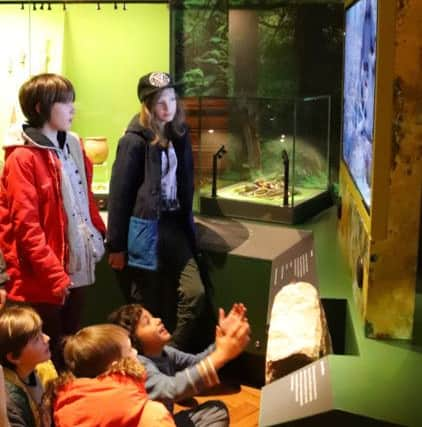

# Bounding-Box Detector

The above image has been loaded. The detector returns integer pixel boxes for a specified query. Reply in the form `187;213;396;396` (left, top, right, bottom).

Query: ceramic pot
84;136;109;165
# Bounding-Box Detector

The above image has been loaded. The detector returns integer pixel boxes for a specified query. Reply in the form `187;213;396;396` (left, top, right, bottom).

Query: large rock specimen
266;281;332;383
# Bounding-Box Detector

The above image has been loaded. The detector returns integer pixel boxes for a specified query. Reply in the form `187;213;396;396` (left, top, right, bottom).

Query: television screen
342;0;377;210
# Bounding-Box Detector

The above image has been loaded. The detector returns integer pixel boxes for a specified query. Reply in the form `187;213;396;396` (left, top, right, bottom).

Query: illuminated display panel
342;0;377;211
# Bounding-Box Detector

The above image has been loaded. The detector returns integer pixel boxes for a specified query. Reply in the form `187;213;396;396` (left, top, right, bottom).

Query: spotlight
63;2;67;11
97;2;100;10
114;1;118;10
48;2;51;10
33;2;37;10
123;2;127;10
40;3;44;10
21;2;24;10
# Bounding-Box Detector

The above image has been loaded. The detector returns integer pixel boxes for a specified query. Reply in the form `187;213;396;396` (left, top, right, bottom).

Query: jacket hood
3;123;63;151
53;374;150;427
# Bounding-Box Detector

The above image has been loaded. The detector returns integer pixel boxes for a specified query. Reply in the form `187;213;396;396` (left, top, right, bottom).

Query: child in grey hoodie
109;303;250;427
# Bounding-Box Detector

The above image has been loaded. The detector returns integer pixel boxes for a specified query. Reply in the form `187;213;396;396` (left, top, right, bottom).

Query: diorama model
195;96;333;224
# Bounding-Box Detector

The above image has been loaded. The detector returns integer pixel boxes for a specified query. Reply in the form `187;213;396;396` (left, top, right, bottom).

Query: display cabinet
184;96;333;224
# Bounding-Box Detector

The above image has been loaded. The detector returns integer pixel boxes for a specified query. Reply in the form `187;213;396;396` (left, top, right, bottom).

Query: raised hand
211;314;251;370
218;302;247;335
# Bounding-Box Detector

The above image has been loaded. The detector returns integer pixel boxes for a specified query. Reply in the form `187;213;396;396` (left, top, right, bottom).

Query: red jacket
0;127;105;304
53;373;176;427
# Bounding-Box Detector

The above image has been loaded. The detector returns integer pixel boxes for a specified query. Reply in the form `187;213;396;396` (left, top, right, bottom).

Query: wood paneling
182;97;230;176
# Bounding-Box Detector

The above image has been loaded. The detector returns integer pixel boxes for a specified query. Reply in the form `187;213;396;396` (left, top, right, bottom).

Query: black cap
137;72;177;103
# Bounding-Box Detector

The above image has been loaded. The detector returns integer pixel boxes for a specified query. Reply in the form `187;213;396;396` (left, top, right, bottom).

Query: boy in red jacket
0;73;105;369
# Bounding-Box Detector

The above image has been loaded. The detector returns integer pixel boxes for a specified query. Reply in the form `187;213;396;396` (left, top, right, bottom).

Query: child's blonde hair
0;305;42;369
140;88;186;148
63;324;137;378
44;324;145;415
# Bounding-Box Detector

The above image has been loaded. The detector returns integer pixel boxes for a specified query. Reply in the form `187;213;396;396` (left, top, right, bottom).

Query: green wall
62;4;169;182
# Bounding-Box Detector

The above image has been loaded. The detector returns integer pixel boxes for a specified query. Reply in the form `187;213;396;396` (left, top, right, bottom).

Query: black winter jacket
107;114;196;255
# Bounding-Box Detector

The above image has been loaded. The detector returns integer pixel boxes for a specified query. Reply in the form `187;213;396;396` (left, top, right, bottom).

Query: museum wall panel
0;3;170;183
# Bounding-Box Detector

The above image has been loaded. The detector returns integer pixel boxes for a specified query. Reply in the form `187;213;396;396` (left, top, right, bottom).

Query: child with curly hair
109;303;250;427
45;324;175;427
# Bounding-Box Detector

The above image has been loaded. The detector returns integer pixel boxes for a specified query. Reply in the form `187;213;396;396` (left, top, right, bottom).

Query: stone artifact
265;281;332;383
84;136;109;165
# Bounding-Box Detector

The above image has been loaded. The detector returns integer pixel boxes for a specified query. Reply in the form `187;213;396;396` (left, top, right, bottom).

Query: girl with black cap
107;72;206;351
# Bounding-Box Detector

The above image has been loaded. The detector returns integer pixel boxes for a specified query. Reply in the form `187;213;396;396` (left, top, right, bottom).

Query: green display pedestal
195;216;317;385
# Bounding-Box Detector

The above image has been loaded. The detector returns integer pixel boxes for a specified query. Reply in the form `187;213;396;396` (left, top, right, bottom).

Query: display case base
199;190;332;224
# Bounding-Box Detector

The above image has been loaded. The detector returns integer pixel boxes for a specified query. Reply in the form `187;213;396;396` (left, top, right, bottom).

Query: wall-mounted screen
342;0;377;210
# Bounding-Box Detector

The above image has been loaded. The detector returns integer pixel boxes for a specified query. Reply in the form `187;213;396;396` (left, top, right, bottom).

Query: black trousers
116;214;207;352
31;286;86;371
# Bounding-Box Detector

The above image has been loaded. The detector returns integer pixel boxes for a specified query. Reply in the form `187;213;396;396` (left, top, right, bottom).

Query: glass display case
185;96;332;224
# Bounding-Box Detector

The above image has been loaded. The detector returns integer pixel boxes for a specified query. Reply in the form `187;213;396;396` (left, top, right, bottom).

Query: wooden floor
174;383;261;426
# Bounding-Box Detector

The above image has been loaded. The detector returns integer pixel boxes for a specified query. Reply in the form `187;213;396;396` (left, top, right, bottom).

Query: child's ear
5;352;19;366
35;102;41;114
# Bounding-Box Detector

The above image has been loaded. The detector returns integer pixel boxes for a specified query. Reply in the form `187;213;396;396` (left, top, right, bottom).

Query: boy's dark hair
0;305;42;369
108;304;144;354
19;73;75;128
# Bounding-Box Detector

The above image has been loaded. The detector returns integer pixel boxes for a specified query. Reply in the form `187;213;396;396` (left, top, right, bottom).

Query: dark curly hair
108;304;145;354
